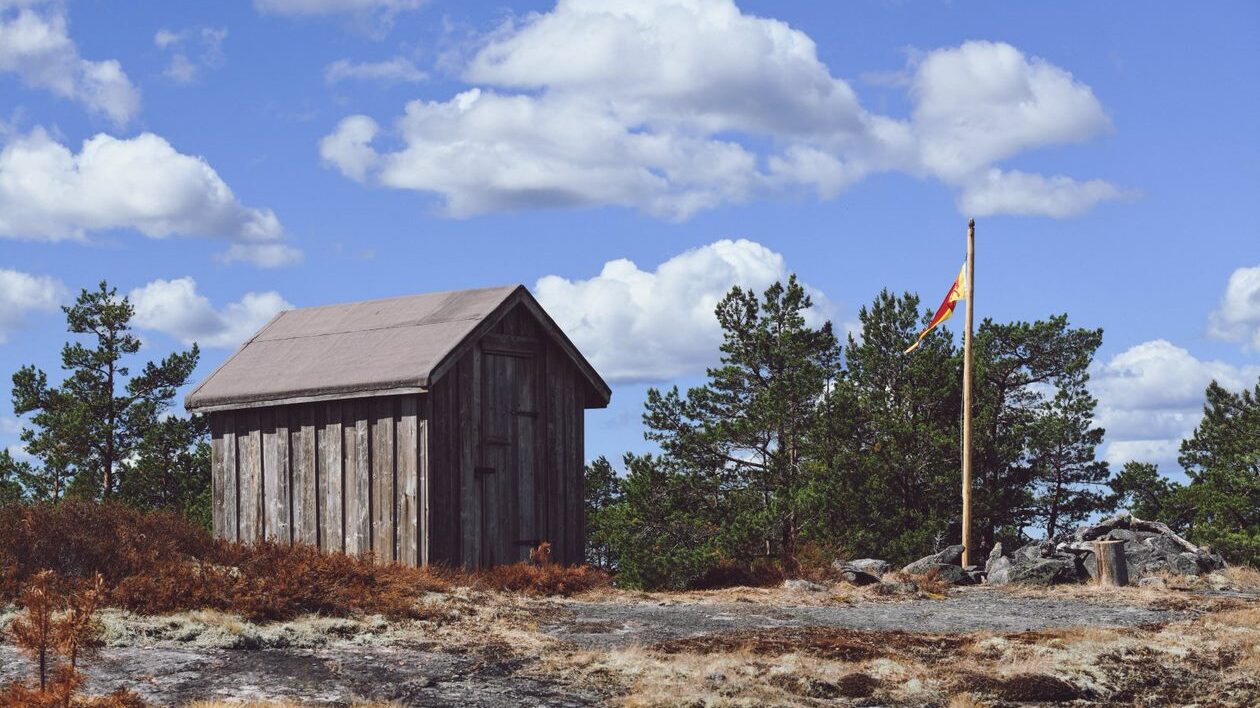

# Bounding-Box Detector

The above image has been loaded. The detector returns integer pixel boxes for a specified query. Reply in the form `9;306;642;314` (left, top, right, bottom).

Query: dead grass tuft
654;626;966;664
454;561;610;597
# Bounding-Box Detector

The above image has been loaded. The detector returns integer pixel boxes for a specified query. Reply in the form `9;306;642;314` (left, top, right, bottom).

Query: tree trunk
1093;540;1128;587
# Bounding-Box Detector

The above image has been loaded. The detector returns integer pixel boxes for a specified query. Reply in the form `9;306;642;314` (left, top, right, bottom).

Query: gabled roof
185;285;610;412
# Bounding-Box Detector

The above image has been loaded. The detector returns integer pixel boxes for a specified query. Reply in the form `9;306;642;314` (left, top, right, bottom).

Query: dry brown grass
533;586;1260;706
0;502;613;622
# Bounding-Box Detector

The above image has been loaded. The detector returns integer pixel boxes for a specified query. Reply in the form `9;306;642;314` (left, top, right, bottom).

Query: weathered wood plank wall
209;302;595;569
210;394;425;565
425;303;590;568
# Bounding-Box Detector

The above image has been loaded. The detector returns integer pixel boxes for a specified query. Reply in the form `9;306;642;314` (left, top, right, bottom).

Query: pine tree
1108;461;1186;529
971;315;1104;550
642;276;840;568
814;289;961;561
10;281;200;500
1027;379;1110;539
1177;378;1260;564
583;455;622;568
116;414;212;528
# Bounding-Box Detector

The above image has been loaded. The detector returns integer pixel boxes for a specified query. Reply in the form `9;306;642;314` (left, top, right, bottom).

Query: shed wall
427;304;591;568
209;394;427;565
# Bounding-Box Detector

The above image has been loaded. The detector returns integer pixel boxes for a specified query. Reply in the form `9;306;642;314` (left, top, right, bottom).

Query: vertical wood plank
293;404;319;547
546;346;563;556
238;410;263;543
516;355;538;562
396;396;418;567
210;413;225;540
223;413;238;542
372;397;396;563
343;402;368;556
320;402;344;553
574;389;586;566
459;351;481;567
263;407;292;544
418;413;430;567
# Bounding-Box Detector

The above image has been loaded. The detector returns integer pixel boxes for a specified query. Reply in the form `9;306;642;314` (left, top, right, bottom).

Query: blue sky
1;0;1257;480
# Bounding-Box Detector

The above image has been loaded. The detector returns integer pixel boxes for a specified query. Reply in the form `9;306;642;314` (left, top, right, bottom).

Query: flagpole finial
968;218;975;229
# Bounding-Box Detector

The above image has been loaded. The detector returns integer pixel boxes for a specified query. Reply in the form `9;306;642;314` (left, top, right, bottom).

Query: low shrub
458;541;609;592
0;502;448;621
0;502;613;621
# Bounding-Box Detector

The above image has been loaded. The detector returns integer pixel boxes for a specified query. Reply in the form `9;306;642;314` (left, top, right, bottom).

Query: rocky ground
3;573;1258;706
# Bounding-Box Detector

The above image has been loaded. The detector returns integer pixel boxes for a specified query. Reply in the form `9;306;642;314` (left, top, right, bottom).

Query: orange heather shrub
0;502;610;619
0;502;448;621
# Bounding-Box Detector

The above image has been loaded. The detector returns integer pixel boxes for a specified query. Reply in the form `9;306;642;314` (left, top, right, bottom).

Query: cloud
255;0;423;15
0;127;298;267
323;0;1126;220
154;26;227;84
129;277;292;348
535;239;832;382
0;0;139;124
957;169;1134;218
325;57;427;84
254;0;424;35
1091;339;1260;470
0;267;66;343
1209;265;1260;350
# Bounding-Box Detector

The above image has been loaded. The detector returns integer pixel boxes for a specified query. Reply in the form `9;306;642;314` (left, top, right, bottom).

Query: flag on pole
904;263;967;354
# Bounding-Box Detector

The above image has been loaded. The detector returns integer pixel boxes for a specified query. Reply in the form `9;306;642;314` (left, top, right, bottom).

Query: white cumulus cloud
129;277;292;349
0;0;139;124
1209;265;1260;350
1091;339;1260;471
323;0;1127;220
535;239;832;382
958;169;1133;218
325;57;427;84
0;267;66;343
0;128;298;267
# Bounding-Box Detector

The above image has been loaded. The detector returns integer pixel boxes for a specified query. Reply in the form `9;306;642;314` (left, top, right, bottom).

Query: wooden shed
184;285;610;568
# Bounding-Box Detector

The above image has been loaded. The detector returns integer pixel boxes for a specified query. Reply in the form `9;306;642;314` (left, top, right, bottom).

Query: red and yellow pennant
904;263;967;354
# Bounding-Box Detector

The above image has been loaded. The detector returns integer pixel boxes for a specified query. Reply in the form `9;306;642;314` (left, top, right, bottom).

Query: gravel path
543;587;1184;647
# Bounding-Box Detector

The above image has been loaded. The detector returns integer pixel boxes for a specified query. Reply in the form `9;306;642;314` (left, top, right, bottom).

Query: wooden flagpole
962;218;975;567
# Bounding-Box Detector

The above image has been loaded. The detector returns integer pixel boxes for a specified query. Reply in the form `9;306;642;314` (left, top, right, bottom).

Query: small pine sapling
7;570;60;691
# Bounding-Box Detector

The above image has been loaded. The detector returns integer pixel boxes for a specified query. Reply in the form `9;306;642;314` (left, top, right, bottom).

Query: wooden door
480;349;540;566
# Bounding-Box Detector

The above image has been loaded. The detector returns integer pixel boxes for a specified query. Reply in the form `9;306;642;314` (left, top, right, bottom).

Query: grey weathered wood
396;396;418;566
263;407;292;543
1094;540;1129;587
418;412;430;567
202;298;602;569
515;355;537;563
210;414;226;540
372;397;395;563
344;402;371;556
222;413;238;542
459;350;481;567
293;404;319;546
320;402;344;552
237;410;263;543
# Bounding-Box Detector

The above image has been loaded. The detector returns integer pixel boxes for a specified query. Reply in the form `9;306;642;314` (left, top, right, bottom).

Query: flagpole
962;218;975;567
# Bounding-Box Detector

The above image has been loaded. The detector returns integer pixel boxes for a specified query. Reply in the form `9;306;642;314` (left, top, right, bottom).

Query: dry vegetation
539;600;1260;706
4;503;1260;705
0;502;607;624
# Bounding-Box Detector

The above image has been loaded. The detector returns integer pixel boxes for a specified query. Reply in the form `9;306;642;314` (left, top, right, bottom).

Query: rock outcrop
986;512;1226;585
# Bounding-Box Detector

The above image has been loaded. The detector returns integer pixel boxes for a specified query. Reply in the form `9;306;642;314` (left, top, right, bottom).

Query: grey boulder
902;544;965;575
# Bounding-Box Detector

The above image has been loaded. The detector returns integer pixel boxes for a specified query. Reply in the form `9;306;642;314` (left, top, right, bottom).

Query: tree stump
1093;539;1129;587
